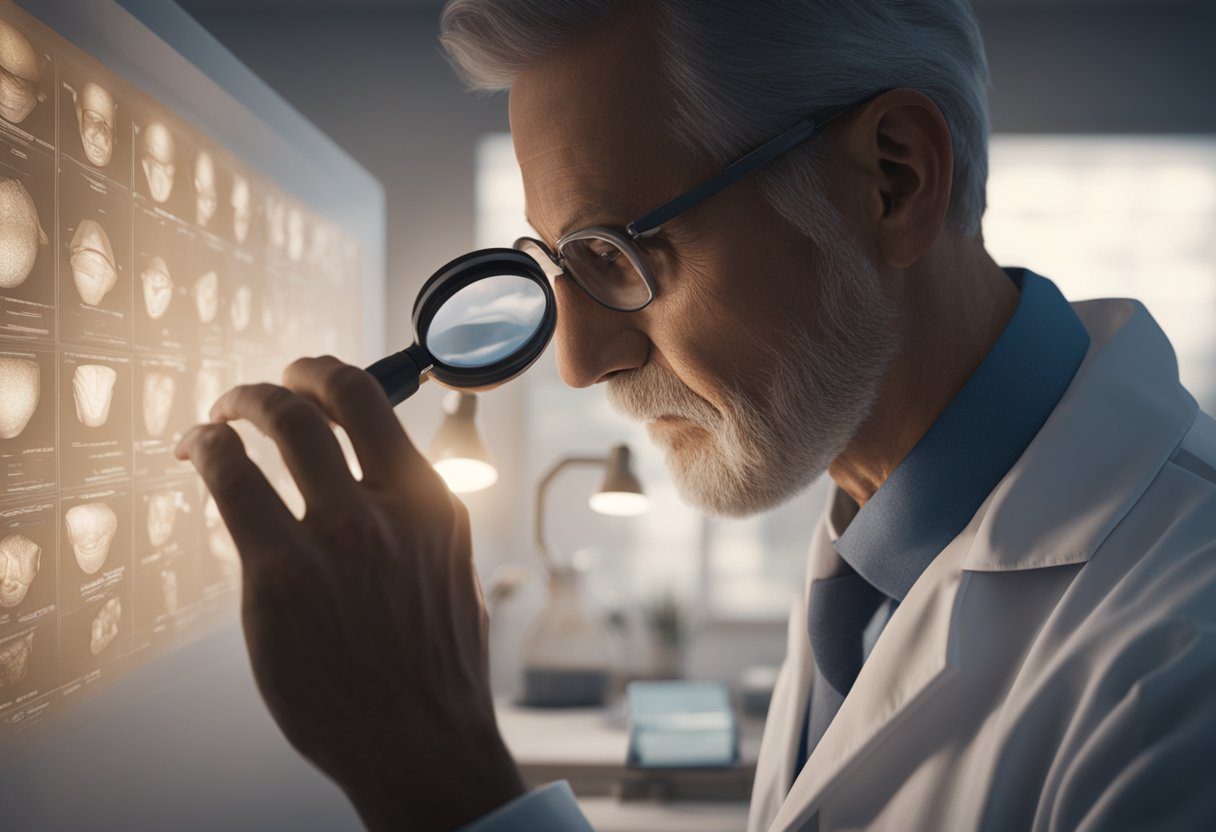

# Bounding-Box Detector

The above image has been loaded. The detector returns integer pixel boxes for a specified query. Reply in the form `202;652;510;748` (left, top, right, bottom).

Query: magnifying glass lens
366;248;557;406
426;274;548;368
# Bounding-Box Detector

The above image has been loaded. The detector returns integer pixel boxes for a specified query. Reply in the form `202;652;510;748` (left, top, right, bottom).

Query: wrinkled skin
176;357;524;831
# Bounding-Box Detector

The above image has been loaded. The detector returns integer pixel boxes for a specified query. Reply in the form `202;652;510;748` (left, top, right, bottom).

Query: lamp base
518;667;610;708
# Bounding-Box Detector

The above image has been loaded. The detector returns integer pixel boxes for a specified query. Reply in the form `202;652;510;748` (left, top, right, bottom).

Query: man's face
231;174;251;242
64;501;118;575
511;19;900;517
140;121;175;203
194;150;217;227
140;255;173;320
0;20;40;125
75;82;116;167
0;533;40;608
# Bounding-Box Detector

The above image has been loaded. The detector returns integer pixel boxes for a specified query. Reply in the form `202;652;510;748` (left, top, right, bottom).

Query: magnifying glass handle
365;344;431;407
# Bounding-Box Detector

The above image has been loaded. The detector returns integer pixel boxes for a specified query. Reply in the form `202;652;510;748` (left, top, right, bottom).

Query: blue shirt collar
833;268;1091;601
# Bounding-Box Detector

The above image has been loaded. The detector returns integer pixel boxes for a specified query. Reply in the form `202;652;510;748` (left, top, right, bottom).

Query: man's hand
175;356;525;831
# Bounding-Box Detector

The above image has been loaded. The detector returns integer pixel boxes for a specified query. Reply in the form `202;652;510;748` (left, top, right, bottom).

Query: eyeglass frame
513;91;885;313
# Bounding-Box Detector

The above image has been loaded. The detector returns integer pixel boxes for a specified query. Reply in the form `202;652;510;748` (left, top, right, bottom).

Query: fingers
175;423;298;565
210;382;361;515
282;356;429;488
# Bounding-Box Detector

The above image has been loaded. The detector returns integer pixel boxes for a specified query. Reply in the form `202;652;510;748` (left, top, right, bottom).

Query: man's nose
553;276;649;388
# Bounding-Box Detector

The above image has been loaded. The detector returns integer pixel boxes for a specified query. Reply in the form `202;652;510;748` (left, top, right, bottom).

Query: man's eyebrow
525;206;629;245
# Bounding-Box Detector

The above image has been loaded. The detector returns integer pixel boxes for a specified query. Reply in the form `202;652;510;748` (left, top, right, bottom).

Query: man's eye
590;243;620;262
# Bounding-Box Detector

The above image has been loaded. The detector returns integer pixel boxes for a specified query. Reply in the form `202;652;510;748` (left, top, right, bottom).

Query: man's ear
842;89;954;269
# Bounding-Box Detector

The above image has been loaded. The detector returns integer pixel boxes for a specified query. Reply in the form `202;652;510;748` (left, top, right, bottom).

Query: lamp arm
534;455;607;576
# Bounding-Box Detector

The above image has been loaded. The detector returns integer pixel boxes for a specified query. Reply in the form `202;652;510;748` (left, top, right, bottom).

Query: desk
496;701;763;803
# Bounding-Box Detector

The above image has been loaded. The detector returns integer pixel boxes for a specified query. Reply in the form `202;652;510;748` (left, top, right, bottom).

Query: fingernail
207;392;229;424
174;426;198;460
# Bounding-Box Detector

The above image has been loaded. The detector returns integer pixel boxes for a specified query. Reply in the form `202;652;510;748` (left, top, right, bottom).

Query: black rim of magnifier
413;247;557;389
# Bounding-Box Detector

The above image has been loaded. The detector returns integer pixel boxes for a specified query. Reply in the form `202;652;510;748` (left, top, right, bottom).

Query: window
477;133;1216;622
985;136;1216;410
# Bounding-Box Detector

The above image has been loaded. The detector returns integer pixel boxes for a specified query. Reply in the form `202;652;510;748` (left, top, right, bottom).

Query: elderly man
74;81;117;168
178;1;1216;830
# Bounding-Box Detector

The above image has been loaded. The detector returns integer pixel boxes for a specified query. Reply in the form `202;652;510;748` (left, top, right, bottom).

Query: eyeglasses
514;92;881;313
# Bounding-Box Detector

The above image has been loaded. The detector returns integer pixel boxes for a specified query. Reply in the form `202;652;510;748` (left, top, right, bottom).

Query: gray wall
979;3;1216;134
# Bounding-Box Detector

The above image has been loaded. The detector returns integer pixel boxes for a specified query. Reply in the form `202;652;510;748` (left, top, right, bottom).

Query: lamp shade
589;443;648;516
429;391;498;493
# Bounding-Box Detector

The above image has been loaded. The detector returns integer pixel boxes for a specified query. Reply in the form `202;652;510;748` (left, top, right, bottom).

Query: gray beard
607;222;901;518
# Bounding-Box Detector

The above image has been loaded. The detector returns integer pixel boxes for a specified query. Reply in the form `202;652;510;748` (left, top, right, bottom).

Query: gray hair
441;0;991;239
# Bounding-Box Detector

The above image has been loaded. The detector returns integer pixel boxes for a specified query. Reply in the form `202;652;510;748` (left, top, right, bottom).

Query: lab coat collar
834;269;1090;600
962;296;1197;573
770;297;1198;832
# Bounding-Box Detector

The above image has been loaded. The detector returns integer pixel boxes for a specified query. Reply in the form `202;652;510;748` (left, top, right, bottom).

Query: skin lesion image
0;355;39;439
140;254;173;320
0;629;34;688
204;494;239;578
194;365;224;424
0;176;47;289
68;219;118;306
0;532;40;608
265;192;286;252
65;501;118;575
72;363;117;428
74;81;116;168
140;120;175;204
160;568;178;615
194;149;217;228
230;173;250;243
192;269;218;324
286;205;305;262
229;285;251;332
0;20;43;125
89;596;121;656
145;489;178;548
142;371;175;437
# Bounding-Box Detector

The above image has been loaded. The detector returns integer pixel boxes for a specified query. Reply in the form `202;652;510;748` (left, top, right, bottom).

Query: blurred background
179;0;1216;681
2;0;1214;829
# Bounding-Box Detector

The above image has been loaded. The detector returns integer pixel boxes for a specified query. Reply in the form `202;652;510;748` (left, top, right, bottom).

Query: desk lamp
535;443;648;574
428;391;498;493
521;443;648;707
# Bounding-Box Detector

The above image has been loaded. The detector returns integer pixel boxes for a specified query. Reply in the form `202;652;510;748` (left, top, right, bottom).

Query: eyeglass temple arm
624;101;861;240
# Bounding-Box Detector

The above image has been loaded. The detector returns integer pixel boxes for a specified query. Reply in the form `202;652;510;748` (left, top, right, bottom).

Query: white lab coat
748;296;1216;832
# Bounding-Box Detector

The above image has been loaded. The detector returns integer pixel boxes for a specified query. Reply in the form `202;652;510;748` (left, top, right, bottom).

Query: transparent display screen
0;0;364;732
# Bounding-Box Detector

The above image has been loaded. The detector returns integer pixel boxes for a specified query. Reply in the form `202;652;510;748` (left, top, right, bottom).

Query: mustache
605;362;721;426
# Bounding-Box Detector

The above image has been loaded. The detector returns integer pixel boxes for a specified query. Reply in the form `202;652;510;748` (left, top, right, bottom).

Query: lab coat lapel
751;508;855;832
747;567;817;832
769;506;974;832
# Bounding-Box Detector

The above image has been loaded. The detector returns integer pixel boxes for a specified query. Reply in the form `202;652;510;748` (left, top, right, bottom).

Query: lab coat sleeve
1046;621;1216;832
457;781;594;832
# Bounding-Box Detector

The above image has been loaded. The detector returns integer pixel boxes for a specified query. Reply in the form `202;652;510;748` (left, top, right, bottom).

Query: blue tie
799;568;891;770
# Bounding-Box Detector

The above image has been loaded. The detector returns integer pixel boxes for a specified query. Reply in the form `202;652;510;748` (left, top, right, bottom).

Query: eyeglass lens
517;236;651;311
557;235;651;311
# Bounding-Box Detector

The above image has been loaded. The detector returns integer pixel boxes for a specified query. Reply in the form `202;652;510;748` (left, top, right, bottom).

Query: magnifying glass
366;248;557;406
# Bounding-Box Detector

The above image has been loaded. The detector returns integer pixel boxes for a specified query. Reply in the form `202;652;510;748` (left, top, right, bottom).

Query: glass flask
518;567;616;708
